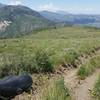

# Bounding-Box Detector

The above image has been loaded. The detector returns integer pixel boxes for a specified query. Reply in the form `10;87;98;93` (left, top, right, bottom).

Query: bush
65;49;78;65
34;49;54;73
77;65;87;79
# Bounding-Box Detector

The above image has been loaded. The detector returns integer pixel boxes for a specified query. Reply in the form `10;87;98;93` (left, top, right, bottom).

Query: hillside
0;3;5;8
0;5;52;38
40;11;68;23
40;11;100;27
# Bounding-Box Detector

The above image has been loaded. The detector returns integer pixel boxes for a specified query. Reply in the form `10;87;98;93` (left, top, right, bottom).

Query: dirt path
74;69;100;100
64;47;100;100
64;69;100;100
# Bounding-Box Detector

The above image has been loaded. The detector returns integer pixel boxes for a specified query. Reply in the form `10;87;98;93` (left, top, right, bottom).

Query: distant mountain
40;11;100;27
55;11;70;15
0;5;52;38
0;3;5;8
0;4;100;39
40;11;68;23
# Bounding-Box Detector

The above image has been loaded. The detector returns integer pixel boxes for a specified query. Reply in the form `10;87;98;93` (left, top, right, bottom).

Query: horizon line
1;2;100;15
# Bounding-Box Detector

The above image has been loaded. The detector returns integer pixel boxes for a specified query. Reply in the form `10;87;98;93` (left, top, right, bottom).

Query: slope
0;5;52;38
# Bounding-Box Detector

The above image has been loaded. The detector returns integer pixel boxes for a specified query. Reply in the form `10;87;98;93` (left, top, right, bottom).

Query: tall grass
0;26;100;76
92;75;100;100
0;49;53;77
36;78;71;100
77;55;100;79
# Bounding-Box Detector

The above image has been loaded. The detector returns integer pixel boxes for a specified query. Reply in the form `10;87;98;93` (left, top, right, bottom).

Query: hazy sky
0;0;100;14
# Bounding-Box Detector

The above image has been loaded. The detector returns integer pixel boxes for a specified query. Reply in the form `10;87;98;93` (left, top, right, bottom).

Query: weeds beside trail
77;54;100;79
37;78;71;100
15;77;71;100
92;75;100;100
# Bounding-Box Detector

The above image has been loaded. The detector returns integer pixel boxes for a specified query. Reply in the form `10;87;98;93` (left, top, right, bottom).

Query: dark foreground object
0;74;33;100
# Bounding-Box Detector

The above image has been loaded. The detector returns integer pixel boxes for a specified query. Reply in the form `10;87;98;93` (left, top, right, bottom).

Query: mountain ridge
0;5;53;38
0;3;5;8
40;10;100;27
0;3;100;39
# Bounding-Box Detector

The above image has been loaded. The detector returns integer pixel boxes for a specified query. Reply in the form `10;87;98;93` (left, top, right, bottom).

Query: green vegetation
77;55;100;79
0;49;53;77
27;26;100;39
92;75;100;100
0;26;100;77
0;25;99;100
37;78;71;100
33;49;53;73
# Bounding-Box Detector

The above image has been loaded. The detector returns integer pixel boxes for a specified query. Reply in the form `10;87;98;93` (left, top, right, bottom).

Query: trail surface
64;69;100;100
64;48;100;100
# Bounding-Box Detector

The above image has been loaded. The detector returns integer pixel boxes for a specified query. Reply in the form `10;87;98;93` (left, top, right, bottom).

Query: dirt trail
75;69;100;100
64;47;100;100
64;69;100;100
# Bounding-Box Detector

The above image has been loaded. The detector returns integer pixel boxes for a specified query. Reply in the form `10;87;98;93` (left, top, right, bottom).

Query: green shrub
64;49;78;65
77;65;87;79
34;49;54;73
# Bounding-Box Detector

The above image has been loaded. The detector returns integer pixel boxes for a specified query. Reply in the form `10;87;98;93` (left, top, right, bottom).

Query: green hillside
0;5;52;38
